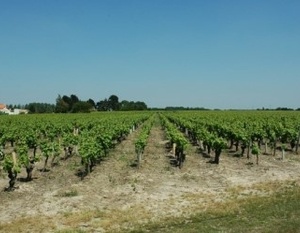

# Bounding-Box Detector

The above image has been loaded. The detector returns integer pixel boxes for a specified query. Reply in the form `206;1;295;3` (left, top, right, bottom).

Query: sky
0;0;299;109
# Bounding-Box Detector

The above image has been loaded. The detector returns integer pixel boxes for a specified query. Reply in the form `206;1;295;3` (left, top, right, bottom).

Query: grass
0;181;299;233
180;172;197;182
121;181;300;233
0;216;57;233
20;181;297;233
56;188;79;197
117;152;132;167
67;160;81;171
56;230;86;233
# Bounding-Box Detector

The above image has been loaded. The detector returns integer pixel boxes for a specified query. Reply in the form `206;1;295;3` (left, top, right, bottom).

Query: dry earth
1;120;300;233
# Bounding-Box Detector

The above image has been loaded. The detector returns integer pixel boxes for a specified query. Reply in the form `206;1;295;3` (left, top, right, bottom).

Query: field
1;111;300;233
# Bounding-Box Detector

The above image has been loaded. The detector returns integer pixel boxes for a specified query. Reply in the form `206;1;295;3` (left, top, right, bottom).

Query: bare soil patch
1;121;300;233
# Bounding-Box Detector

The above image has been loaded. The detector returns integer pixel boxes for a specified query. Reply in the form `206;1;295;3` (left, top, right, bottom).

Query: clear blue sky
1;0;299;109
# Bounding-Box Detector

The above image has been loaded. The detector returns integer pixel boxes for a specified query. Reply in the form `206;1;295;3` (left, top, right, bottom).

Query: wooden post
247;140;251;159
199;140;203;150
264;140;268;155
73;127;79;136
12;151;17;167
172;143;176;157
273;141;277;156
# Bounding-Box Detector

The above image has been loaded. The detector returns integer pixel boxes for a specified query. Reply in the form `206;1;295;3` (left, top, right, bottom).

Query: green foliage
39;138;60;162
160;114;188;151
97;95;148;111
96;134;113;155
55;94;91;113
79;135;101;165
251;144;260;155
212;137;227;150
24;130;38;149
120;100;148;111
161;110;300;157
72;101;93;113
135;118;154;154
25;102;55;113
39;139;53;157
97;95;120;111
62;133;78;148
16;139;30;167
3;154;21;173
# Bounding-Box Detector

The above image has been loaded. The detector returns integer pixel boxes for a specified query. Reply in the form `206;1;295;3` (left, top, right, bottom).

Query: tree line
22;94;148;113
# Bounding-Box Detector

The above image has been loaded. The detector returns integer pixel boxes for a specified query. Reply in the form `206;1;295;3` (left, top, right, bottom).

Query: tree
119;100;147;111
134;101;147;110
108;95;120;111
55;95;69;113
62;95;72;111
87;99;96;109
55;94;82;113
97;95;147;111
72;101;93;113
97;98;110;111
120;100;130;111
70;94;79;106
25;103;55;113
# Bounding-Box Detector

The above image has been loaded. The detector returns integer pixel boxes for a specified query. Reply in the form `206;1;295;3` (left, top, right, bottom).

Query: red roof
0;104;7;110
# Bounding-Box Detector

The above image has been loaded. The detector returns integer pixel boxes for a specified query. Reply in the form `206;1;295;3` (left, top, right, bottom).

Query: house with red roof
0;103;28;115
0;104;6;109
0;103;10;114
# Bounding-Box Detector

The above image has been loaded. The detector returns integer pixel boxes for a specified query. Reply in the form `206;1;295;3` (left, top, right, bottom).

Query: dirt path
1;119;300;233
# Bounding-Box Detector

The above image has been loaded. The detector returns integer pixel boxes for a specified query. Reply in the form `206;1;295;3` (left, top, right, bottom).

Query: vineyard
1;111;300;232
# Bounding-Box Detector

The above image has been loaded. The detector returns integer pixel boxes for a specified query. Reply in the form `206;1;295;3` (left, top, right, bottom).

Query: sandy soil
1;121;300;233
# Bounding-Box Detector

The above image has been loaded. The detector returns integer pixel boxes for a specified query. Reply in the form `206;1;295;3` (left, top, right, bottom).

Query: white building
0;104;28;115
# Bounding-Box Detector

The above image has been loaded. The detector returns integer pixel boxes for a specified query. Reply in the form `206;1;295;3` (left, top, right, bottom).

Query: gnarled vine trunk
26;160;35;181
214;148;222;164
